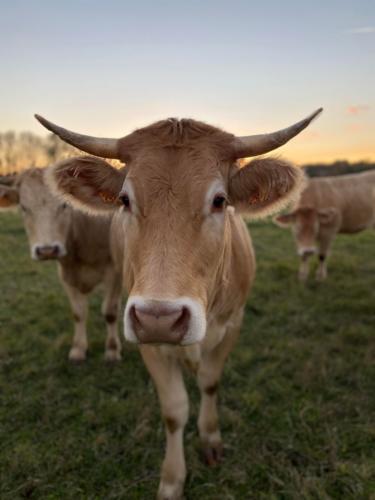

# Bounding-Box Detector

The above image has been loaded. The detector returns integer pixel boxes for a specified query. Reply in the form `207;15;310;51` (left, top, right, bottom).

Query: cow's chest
58;261;109;294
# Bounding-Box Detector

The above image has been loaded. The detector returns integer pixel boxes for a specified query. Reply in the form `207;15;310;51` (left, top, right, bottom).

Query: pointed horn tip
34;114;52;130
309;107;323;121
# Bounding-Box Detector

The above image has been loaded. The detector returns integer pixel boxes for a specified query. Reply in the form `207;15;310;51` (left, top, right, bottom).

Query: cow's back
300;171;375;233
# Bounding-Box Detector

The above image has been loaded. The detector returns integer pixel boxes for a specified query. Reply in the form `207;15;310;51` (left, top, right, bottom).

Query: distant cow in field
36;108;321;499
0;168;122;362
274;170;375;281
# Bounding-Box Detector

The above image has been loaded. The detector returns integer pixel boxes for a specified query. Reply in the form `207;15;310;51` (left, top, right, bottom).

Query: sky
0;0;374;164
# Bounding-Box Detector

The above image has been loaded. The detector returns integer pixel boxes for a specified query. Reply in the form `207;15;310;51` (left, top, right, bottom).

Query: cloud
345;26;375;34
347;105;370;115
346;123;364;133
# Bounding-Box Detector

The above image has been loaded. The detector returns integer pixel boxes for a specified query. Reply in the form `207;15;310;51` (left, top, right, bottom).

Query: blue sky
0;0;374;162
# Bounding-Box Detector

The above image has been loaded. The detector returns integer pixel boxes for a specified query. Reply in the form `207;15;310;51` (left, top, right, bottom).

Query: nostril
130;304;139;326
172;307;190;336
35;245;61;259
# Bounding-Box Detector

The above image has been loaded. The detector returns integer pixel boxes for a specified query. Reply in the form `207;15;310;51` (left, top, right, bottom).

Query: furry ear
0;185;19;207
45;156;127;214
318;207;338;225
228;158;305;218
273;212;297;227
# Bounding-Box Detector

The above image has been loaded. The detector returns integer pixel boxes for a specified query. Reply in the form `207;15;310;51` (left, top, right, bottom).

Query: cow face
275;206;338;257
0;169;72;260
46;118;305;346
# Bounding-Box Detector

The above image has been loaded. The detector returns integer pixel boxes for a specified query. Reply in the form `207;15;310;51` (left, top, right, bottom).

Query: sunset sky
0;0;374;164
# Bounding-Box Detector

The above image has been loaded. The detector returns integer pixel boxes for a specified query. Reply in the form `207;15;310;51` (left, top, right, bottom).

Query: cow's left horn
233;108;323;158
34;114;119;159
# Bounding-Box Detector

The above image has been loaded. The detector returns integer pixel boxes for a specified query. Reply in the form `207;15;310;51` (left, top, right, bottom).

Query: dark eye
60;202;67;210
20;204;29;213
120;193;131;210
212;195;227;212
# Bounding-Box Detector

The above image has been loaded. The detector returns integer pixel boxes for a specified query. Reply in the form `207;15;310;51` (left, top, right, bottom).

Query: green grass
1;211;374;499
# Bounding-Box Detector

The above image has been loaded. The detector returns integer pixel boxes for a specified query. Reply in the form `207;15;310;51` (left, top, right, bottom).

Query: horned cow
0;168;122;362
36;109;321;499
275;170;375;281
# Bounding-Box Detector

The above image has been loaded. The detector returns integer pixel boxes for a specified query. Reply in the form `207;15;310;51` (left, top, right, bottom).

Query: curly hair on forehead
119;118;235;154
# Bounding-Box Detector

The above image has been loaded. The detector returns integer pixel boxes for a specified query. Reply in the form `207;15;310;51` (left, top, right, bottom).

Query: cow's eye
212;195;227;212
20;204;29;213
120;193;131;210
59;202;67;210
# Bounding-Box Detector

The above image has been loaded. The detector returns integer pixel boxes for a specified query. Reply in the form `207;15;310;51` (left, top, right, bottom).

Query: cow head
36;109;322;345
0;169;72;260
274;206;339;257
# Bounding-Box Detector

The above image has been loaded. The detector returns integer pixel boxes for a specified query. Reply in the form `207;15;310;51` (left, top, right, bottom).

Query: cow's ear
228;158;305;218
318;207;338;225
273;212;297;227
46;156;127;214
0;185;19;207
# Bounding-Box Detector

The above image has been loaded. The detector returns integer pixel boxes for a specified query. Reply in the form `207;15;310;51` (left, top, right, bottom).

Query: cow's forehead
19;170;55;206
128;146;229;183
126;147;228;207
296;208;317;224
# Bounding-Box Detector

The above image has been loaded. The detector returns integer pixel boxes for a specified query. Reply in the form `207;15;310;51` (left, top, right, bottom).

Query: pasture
0;211;374;499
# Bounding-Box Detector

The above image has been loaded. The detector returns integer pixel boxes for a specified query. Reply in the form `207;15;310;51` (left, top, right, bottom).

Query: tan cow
0;168;122;362
274;170;375;281
36;109;321;499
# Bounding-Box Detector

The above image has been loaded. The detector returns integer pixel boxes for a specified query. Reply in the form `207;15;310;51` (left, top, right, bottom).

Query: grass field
1;211;374;500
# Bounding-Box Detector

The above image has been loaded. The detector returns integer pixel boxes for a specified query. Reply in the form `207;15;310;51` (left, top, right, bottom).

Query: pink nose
129;303;190;344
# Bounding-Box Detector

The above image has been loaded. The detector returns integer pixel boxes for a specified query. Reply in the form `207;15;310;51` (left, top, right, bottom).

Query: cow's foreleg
140;346;188;500
316;235;334;281
316;254;328;281
197;320;241;466
102;270;122;362
62;283;88;362
298;254;311;282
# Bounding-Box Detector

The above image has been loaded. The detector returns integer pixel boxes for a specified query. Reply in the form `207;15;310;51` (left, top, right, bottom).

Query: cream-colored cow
0;168;122;362
36;109;321;499
275;170;375;281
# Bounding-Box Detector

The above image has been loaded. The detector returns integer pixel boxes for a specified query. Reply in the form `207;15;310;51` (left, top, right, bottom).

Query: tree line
0;131;374;177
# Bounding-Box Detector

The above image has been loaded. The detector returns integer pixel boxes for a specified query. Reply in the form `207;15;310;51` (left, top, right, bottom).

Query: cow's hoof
68;347;86;363
202;441;223;466
104;349;122;362
157;480;184;500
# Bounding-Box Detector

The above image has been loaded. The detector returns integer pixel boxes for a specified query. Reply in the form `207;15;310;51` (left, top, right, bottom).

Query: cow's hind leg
101;270;122;362
62;282;89;362
140;346;188;500
197;318;241;466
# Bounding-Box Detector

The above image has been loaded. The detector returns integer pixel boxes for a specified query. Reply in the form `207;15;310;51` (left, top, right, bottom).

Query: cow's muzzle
124;297;206;345
298;247;317;259
34;244;65;260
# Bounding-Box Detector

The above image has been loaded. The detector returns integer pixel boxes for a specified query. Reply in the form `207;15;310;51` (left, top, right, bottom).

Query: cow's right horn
232;108;323;158
34;114;119;159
